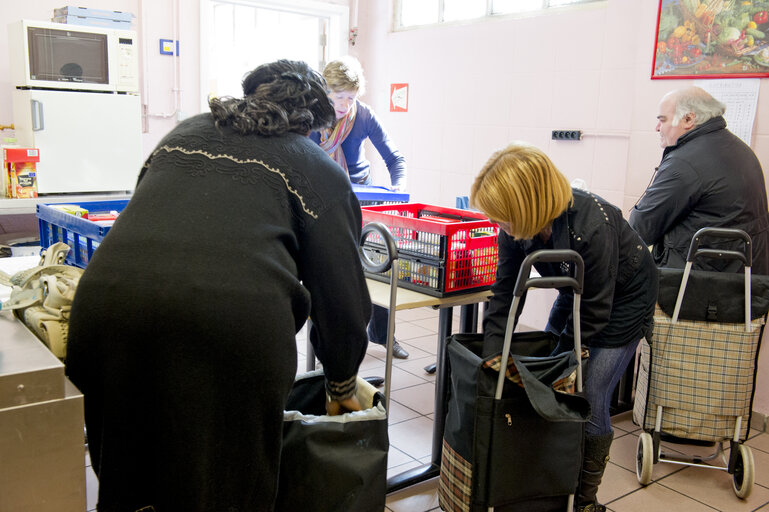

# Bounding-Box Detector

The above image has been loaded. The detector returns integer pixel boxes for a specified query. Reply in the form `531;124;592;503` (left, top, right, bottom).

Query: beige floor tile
398;333;439;355
658;464;769;511
387;445;416;469
598;463;644;505
86;464;98;511
386;399;422;424
385;477;439;512
386;459;422;481
394;355;438;382
746;431;769;453
612;410;642;434
395;322;438;342
388;416;434;460
388;365;432;391
394;307;439;322
408;317;441;333
390;382;436;415
751;443;769;488
610;432;682;481
365;339;432;362
607;483;718;512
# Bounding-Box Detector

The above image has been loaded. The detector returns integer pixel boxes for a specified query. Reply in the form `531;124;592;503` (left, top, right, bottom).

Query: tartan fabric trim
482;348;589;395
633;306;763;441
439;439;472;512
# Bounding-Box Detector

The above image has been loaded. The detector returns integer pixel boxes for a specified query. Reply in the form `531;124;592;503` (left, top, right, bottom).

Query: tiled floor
85;305;769;511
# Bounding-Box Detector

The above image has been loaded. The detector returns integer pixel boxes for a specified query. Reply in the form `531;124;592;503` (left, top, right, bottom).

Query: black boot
576;432;613;512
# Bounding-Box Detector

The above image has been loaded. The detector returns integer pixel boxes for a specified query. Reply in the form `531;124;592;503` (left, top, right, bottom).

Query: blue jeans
545;292;640;436
367;304;391;345
583;341;640;436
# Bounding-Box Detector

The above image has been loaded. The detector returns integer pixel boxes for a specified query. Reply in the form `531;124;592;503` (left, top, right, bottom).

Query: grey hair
667;86;726;127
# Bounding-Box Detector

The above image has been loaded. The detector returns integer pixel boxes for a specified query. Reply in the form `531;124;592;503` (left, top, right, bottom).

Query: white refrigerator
12;88;143;194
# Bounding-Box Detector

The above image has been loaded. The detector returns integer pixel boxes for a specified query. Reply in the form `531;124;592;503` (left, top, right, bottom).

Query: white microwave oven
8;19;139;93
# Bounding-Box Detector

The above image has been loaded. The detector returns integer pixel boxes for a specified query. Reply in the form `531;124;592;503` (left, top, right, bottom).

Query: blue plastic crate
37;199;129;268
352;184;409;206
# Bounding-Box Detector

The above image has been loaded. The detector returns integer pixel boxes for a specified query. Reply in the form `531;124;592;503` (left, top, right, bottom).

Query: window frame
394;0;606;30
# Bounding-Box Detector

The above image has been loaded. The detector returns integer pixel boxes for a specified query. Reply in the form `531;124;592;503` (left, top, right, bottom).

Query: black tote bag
275;370;389;512
439;250;591;512
441;333;590;512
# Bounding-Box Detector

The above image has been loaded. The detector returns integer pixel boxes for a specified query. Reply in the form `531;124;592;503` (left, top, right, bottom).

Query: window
397;0;603;28
199;0;348;109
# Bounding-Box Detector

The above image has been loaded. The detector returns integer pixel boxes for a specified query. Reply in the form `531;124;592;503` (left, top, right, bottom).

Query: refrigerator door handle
31;99;44;131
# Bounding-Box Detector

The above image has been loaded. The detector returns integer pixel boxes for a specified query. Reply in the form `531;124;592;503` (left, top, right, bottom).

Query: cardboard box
53;5;135;22
3;147;40;199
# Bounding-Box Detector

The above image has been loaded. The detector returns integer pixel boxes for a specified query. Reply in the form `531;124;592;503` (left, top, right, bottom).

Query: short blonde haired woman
310;55;409;358
471;143;657;512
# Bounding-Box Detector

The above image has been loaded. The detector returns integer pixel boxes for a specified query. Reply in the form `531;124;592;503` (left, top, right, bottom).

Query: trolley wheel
732;443;754;499
636;432;654;486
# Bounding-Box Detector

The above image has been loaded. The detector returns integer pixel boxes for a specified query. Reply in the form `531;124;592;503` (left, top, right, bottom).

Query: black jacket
629;116;769;274
484;190;657;350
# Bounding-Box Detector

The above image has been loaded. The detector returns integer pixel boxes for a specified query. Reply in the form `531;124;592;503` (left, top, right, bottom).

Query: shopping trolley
634;228;768;498
439;250;590;511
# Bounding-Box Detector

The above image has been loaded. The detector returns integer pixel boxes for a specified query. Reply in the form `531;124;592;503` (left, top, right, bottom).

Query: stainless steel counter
0;257;86;512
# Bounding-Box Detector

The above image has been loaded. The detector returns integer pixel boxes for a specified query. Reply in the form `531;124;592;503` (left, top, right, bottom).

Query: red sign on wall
390;83;408;112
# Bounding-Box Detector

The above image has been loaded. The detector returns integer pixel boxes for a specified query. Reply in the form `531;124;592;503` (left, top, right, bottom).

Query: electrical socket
551;130;583;141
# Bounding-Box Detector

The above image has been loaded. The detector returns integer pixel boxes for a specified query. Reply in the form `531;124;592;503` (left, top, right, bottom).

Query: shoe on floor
363;376;385;388
392;340;409;359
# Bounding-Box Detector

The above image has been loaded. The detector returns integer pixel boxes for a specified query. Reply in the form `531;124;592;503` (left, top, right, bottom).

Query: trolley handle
359;222;398;273
496;249;586;400
358;221;399;414
687;227;751;267
513;249;585;296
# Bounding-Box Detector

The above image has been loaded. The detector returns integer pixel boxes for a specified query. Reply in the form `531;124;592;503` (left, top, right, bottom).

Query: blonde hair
470;143;573;239
323;56;366;95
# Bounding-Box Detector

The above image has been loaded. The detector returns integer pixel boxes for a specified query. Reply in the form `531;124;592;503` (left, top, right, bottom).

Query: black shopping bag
657;267;769;322
275;370;389;512
440;332;590;512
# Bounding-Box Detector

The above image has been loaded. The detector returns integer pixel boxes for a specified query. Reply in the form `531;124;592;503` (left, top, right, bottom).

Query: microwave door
12;89;142;194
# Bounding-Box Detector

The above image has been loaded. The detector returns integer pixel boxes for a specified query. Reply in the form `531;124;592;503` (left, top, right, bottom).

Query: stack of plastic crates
360;203;499;297
352;184;409;206
37;199;129;268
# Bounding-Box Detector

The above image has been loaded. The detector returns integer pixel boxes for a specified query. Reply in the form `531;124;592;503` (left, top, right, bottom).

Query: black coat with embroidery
65;113;371;512
484;189;657;350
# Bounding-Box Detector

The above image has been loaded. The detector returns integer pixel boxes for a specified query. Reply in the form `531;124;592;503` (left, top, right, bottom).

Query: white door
12;89;143;194
200;0;349;107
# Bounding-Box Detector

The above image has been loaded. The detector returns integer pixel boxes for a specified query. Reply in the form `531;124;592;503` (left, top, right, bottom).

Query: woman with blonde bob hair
471;143;572;240
471;143;657;512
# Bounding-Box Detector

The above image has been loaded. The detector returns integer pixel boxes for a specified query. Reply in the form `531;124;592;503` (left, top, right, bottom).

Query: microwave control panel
114;32;139;93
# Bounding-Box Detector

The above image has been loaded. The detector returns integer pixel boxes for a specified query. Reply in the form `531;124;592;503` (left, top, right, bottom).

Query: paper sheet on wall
694;79;760;146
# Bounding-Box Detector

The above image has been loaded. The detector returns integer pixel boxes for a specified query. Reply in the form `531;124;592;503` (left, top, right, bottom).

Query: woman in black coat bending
66;60;371;512
471;143;657;512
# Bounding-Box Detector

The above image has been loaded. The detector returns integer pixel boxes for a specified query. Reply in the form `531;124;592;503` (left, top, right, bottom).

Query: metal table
363;279;492;492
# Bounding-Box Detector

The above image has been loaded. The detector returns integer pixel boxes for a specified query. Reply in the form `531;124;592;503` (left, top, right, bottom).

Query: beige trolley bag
634;227;769;499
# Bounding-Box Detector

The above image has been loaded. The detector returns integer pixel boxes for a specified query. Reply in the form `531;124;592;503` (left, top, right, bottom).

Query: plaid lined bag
633;305;764;441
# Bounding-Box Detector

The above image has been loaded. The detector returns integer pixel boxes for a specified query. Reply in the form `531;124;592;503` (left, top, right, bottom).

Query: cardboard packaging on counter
3;147;39;198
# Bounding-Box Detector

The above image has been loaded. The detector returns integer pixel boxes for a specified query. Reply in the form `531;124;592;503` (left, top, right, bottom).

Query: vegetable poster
652;0;769;78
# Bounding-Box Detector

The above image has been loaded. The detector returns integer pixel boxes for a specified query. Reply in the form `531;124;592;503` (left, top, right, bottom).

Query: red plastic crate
361;203;499;297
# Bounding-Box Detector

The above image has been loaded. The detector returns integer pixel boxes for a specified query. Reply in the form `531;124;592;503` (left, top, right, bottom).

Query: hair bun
280;72;309;88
